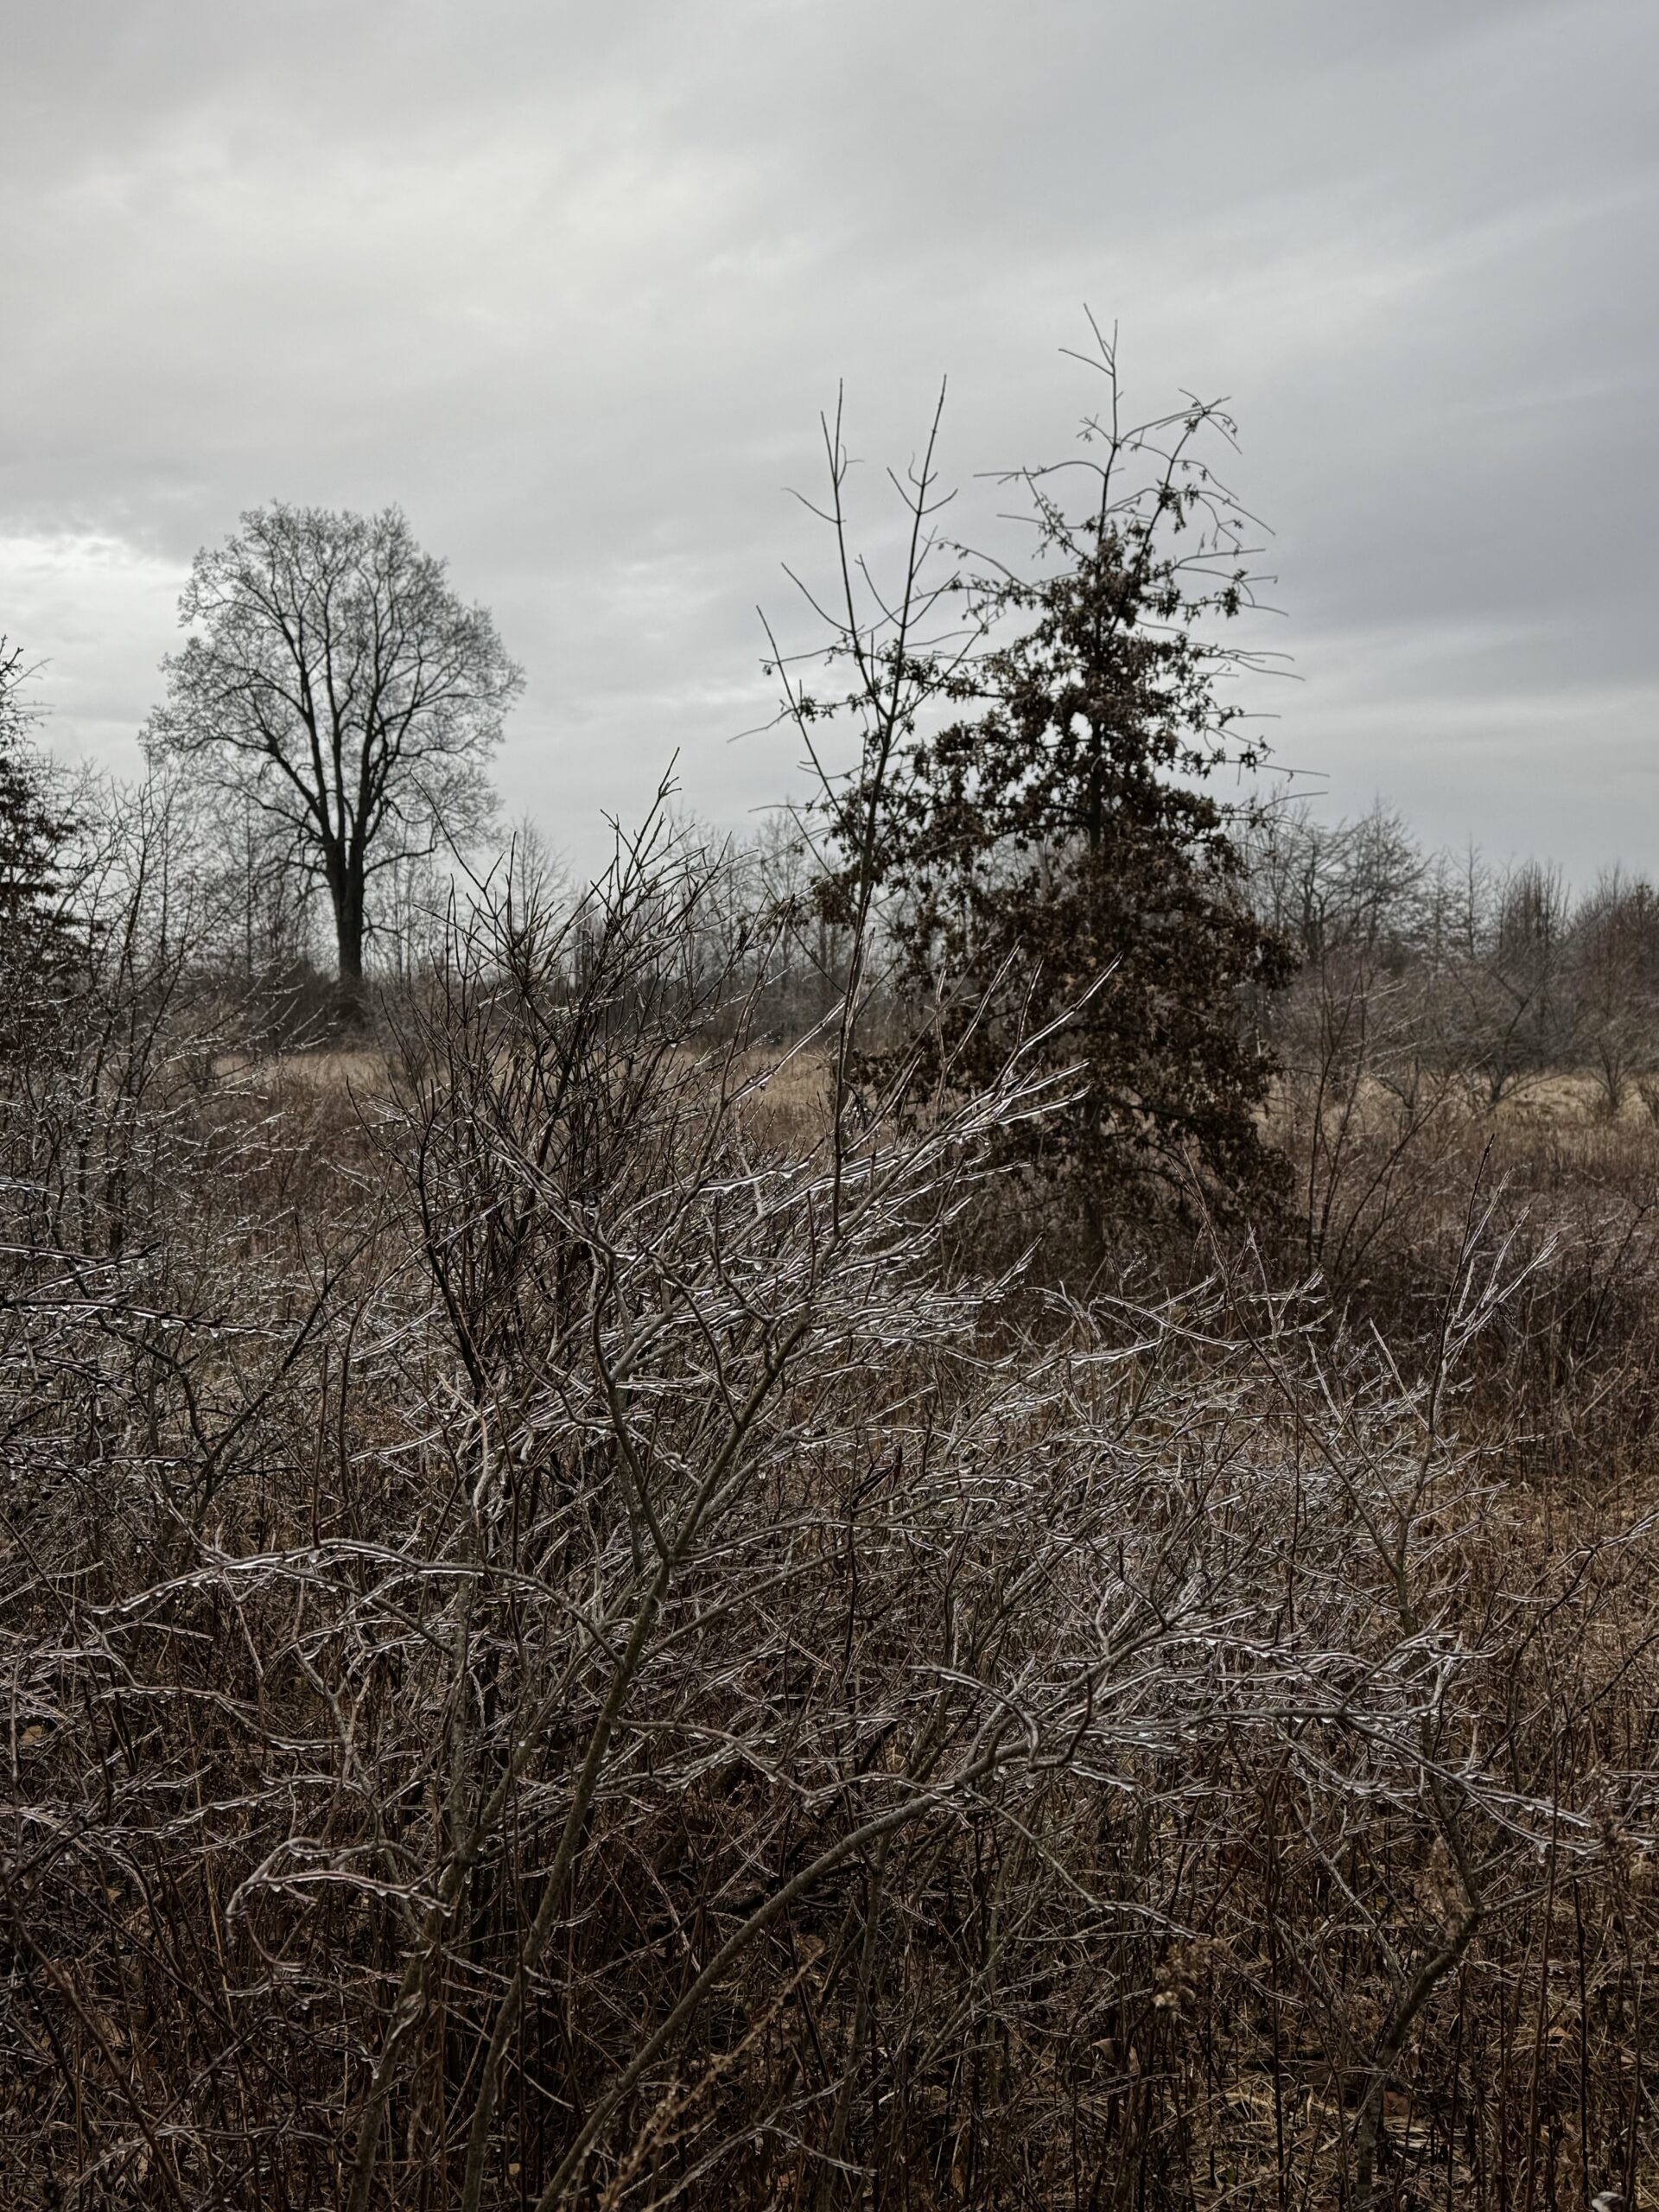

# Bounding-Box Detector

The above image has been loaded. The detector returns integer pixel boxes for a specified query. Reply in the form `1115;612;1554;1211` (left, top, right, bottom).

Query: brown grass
10;963;1659;2210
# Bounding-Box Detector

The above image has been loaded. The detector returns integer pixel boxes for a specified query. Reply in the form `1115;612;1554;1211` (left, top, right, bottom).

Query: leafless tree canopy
143;505;522;997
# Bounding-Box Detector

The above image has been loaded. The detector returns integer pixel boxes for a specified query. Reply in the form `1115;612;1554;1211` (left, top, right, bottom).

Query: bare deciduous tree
143;504;522;1007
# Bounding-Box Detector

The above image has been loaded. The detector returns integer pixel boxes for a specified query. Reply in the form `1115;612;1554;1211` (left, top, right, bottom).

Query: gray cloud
3;0;1656;877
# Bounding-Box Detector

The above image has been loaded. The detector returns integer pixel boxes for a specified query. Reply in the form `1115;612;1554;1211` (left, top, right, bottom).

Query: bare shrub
1268;943;1472;1297
6;785;1659;2209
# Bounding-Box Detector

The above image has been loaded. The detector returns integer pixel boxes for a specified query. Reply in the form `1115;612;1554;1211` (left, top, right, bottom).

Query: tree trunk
329;859;367;1027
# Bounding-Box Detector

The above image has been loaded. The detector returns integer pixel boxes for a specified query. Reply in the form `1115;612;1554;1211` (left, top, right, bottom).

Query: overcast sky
3;0;1656;878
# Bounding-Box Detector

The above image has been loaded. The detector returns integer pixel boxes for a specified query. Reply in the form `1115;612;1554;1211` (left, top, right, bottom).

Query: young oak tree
143;505;522;1006
791;330;1294;1236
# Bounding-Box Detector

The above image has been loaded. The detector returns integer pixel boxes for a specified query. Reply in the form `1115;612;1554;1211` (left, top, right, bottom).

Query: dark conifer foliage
0;639;79;1027
817;334;1294;1230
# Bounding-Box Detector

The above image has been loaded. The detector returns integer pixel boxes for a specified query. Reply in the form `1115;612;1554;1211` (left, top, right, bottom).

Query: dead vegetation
5;797;1659;2212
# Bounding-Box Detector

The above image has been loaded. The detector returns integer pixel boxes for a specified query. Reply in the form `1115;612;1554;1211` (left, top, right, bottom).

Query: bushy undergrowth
6;826;1659;2212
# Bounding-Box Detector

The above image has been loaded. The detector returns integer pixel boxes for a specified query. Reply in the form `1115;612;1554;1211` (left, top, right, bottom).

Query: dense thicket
5;772;1659;2211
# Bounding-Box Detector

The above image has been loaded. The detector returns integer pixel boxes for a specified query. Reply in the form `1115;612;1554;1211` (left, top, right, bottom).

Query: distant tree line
1245;797;1659;1119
